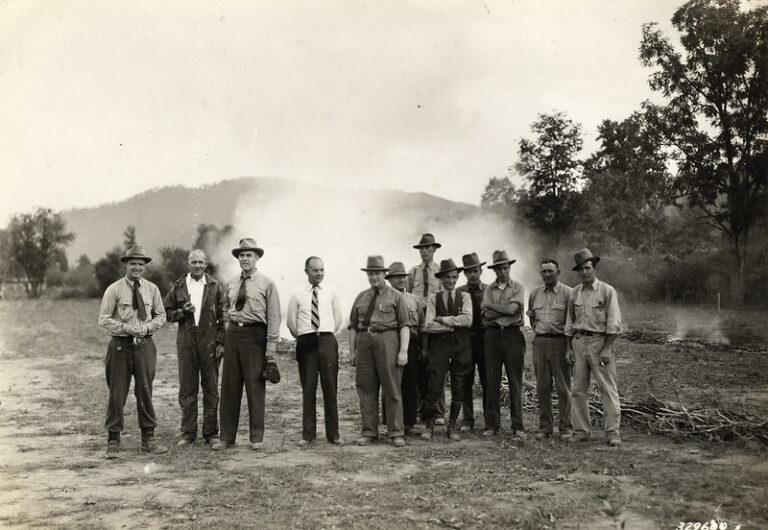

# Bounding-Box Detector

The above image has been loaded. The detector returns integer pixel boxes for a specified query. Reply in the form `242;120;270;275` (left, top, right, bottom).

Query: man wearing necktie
421;259;473;441
163;249;226;447
349;256;410;447
214;238;282;451
286;256;344;447
98;245;167;458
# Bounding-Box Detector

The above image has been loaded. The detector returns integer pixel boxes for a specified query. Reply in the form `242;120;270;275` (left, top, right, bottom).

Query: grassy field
0;299;766;529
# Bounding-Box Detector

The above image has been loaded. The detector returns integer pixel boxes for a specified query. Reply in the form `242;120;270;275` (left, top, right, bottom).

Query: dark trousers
424;332;472;421
355;330;403;438
417;359;445;418
485;326;526;431
178;327;221;440
462;331;487;428
296;333;339;442
105;336;157;433
401;337;420;427
533;335;572;434
220;325;266;443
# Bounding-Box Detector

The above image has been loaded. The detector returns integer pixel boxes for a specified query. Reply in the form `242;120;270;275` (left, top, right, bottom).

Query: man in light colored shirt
565;248;623;446
163;249;226;447
421;259;473;441
286;256;344;446
98;245;167;458
214;238;281;451
481;250;527;439
349;256;410;447
526;259;573;440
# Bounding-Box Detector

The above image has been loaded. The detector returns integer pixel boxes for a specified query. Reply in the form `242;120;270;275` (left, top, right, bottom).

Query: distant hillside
61;177;479;261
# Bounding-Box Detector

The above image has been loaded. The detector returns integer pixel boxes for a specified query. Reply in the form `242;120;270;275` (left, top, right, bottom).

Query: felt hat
231;238;264;258
435;258;464;278
487;250;516;269
385;262;408;279
413;233;442;249
361;255;389;272
572;248;601;271
461;252;486;270
120;244;152;264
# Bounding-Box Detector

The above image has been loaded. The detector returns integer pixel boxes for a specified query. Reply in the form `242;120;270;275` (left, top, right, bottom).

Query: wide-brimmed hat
487;250;516;269
385;262;408;279
572;248;600;271
413;233;442;249
361;255;389;272
435;258;464;278
231;238;264;258
120;244;152;264
461;252;486;270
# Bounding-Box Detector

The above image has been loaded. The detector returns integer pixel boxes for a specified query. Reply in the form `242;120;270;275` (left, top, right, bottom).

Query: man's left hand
214;344;225;360
396;350;408;367
600;349;611;366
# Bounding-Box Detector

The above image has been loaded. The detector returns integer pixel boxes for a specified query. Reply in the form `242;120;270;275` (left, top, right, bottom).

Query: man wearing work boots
527;259;573;440
98;245;167;458
482;250;527;439
565;249;623;446
386;262;424;436
421;259;473;441
349;256;411;448
164;249;226;447
456;252;488;433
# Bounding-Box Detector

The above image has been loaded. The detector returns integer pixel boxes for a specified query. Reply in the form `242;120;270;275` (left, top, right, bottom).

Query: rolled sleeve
605;286;622;335
265;282;282;353
564;297;575;337
395;292;410;329
348;293;361;330
98;285;128;336
146;285;166;334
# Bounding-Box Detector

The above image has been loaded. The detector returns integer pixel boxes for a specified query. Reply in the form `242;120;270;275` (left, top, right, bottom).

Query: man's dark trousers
462;330;487;428
533;335;572;434
178;326;221;441
296;332;339;442
401;336;420;427
105;336;157;433
484;326;526;431
220;324;267;444
424;332;472;423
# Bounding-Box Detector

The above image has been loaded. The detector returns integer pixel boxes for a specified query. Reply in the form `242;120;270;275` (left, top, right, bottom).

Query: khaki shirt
481;279;525;328
407;261;441;302
225;270;282;354
349;284;410;332
400;291;424;335
564;279;622;336
526;282;572;335
99;277;166;336
423;289;473;334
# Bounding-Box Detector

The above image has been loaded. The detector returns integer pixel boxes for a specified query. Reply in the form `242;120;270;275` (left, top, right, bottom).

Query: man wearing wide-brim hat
456;252;489;432
564;248;623;446
98;245;168;458
385;261;425;436
348;256;411;448
420;258;473;441
481;250;527;439
214;238;281;451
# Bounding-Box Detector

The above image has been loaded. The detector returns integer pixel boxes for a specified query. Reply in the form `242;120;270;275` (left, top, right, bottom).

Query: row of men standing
98;234;623;456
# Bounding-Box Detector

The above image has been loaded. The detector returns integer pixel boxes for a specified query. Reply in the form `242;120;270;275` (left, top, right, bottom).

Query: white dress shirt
286;282;343;337
185;273;206;326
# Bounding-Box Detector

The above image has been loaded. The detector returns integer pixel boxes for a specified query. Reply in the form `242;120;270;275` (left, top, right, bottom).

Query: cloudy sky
0;0;684;225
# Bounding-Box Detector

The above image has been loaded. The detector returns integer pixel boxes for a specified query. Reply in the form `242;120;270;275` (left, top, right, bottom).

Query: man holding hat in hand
214;238;281;451
565;248;623;446
482;250;527;439
98;244;167;457
456;252;488;432
349;256;411;447
421;258;473;441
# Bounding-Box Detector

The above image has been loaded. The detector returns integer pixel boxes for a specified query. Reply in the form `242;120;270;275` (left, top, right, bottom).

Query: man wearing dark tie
98;245;167;458
214;238;281;451
286;256;344;447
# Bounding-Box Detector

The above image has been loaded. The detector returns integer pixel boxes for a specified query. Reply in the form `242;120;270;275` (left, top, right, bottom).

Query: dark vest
435;292;463;318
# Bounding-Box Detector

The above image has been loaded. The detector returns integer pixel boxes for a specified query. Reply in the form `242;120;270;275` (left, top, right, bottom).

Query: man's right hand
566;348;575;366
183;302;195;314
350;351;358;367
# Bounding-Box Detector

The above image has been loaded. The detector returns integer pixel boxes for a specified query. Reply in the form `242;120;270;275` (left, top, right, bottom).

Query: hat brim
488;259;516;269
361;267;390;272
232;248;264;258
572;256;600;271
413;243;442;249
385;272;408;279
435;266;464;278
120;256;152;264
463;262;486;270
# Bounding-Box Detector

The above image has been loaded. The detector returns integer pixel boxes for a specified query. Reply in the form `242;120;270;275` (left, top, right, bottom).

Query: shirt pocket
116;292;134;321
551;303;566;319
591;299;607;325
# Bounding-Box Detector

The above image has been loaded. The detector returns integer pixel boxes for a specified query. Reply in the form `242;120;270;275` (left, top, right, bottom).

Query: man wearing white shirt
286;256;344;446
164;249;226;447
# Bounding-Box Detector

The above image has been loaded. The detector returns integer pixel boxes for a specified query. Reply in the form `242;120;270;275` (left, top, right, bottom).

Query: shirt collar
187;273;206;284
544;282;560;293
493;279;510;290
307;282;322;291
373;284;388;295
582;278;600;291
125;276;142;287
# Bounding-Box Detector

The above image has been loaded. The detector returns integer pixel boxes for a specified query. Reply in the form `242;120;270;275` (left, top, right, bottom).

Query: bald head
187;249;208;280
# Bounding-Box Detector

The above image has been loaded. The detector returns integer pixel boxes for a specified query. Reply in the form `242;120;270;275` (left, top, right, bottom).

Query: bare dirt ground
0;299;766;529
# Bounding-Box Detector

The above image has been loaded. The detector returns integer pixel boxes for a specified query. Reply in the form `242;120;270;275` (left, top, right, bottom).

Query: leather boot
421;416;434;440
447;402;462;441
140;428;168;454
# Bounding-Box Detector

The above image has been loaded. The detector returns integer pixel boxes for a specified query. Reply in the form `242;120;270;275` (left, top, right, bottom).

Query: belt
299;331;333;337
536;333;565;338
357;326;394;333
232;321;264;328
574;330;604;337
113;335;153;339
485;323;520;330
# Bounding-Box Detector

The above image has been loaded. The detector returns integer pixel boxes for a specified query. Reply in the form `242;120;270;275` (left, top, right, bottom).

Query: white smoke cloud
213;181;542;337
